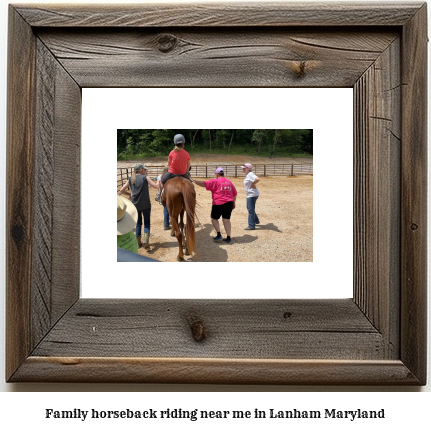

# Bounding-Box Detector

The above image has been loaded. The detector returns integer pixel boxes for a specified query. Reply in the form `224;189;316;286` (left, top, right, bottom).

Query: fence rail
117;163;313;192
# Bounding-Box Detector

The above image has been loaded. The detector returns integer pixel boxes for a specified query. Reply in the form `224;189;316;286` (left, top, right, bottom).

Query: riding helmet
174;134;185;145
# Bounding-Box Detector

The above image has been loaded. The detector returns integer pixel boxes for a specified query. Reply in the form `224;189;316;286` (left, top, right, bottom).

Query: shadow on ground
255;222;282;233
192;223;230;262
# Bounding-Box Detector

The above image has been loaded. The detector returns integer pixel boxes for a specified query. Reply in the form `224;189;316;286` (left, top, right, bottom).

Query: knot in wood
411;223;418;230
293;61;307;79
157;34;178;53
186;314;206;342
11;222;25;245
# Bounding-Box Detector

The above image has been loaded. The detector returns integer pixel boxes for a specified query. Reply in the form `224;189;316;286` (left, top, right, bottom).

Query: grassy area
117;144;311;160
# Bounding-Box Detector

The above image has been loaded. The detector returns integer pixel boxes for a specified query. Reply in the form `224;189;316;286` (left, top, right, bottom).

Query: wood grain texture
32;39;81;349
6;7;36;381
400;3;428;384
32;299;384;360
353;38;401;359
15;2;423;27
36;29;398;88
6;2;427;385
50;52;81;324
12;357;420;385
32;40;56;347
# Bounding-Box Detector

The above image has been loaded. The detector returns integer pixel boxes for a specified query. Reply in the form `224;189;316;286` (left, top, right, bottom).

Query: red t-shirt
204;177;237;205
168;149;190;175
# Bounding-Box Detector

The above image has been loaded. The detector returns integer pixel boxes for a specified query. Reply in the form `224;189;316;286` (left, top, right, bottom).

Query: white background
81;87;353;299
0;0;430;416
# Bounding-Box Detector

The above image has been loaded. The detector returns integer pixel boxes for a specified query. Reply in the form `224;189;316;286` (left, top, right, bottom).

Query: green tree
151;129;171;154
252;129;265;154
117;128;312;158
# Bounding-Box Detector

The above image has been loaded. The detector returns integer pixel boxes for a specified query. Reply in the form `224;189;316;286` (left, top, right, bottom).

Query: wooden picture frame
6;2;427;385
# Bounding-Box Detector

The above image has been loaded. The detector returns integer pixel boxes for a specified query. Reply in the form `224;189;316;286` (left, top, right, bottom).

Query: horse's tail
182;181;197;257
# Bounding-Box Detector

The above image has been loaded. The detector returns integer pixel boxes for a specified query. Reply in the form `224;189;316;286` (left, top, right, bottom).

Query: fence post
118;162;312;180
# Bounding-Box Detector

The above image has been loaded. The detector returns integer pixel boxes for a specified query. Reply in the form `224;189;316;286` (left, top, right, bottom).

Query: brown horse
162;177;197;261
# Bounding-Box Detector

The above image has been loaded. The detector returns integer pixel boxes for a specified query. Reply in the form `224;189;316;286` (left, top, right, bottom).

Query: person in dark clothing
119;163;158;249
156;165;171;230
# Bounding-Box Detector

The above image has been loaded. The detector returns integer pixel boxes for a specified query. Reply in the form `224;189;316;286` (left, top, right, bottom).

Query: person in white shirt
242;163;261;230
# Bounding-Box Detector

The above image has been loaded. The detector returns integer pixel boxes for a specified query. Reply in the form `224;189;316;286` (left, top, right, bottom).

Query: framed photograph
6;2;427;384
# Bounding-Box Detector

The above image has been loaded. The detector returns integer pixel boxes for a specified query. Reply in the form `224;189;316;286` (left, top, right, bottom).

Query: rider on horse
158;134;192;199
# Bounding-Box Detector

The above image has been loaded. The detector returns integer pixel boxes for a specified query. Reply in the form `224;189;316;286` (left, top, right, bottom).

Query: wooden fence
117;163;313;192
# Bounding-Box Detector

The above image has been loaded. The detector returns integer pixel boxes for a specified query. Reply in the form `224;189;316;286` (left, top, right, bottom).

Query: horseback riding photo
117;129;313;263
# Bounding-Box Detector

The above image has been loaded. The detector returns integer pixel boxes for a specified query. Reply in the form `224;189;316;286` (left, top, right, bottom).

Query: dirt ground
118;155;313;262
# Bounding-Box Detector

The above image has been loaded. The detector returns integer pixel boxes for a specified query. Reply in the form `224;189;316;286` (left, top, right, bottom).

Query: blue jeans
246;196;260;229
163;204;170;227
136;208;151;237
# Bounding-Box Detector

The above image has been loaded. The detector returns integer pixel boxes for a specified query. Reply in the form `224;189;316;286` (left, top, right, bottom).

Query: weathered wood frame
6;3;427;384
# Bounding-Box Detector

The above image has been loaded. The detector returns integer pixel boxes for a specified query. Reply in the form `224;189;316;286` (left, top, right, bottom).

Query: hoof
171;231;176;237
177;256;185;262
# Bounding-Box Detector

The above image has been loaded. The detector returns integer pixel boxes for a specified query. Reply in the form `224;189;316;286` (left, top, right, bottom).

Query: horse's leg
176;221;185;262
180;209;189;255
165;183;183;261
166;193;176;237
170;214;176;237
170;214;184;262
184;226;189;255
